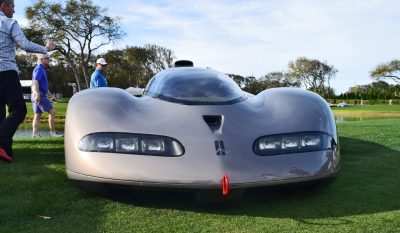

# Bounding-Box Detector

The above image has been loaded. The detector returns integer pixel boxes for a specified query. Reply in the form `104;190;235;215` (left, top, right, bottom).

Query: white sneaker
49;132;64;137
32;134;41;138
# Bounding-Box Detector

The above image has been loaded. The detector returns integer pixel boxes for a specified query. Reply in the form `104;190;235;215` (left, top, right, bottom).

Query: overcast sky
15;0;400;94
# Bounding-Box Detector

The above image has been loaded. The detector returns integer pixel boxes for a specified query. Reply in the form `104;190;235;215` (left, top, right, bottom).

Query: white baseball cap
96;58;107;65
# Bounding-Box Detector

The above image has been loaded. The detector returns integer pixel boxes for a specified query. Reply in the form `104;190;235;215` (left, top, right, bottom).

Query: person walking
0;0;56;162
31;53;63;138
90;58;108;88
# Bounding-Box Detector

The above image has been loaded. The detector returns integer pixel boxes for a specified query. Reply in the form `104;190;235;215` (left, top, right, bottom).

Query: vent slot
203;115;224;134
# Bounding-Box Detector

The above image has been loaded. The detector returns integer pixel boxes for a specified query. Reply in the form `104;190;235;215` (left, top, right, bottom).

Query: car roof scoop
203;115;224;134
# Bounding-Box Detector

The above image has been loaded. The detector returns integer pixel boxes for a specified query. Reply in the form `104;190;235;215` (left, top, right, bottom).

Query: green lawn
24;102;68;120
332;104;400;113
18;102;68;131
1;106;400;232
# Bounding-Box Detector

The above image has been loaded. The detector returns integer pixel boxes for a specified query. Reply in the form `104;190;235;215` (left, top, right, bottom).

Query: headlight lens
116;137;139;153
78;133;184;156
141;139;165;153
254;132;335;156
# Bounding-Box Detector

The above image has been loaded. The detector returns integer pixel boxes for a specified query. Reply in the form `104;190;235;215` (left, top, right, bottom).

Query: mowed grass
15;103;68;131
24;102;67;122
332;105;400;117
1;106;400;232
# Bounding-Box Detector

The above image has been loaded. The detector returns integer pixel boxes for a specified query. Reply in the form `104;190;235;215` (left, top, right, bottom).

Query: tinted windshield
145;68;247;105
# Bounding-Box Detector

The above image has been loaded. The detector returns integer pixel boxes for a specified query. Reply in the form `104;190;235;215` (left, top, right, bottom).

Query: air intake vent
203;115;224;134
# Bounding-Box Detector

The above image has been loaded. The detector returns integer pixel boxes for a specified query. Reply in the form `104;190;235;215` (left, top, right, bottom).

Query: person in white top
0;0;56;162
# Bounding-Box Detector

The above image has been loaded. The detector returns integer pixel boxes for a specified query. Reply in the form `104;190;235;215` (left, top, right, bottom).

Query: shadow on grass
2;136;400;231
93;136;400;220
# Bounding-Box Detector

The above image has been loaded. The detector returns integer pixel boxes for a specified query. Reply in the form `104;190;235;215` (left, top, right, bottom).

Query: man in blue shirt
0;0;56;162
90;58;108;88
31;53;63;138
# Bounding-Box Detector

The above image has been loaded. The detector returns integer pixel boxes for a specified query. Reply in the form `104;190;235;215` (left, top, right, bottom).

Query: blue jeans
0;70;27;156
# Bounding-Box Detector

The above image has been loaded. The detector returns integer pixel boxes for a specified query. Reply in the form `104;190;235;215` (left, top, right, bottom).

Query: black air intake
203;115;224;134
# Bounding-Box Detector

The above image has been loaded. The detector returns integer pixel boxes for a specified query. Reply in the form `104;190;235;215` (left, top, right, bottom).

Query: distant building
20;80;32;101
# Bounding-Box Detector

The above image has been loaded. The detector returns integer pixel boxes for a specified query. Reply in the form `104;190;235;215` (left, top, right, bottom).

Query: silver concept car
65;66;340;197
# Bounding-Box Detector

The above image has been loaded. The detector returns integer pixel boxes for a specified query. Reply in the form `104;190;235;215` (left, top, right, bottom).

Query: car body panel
65;68;340;191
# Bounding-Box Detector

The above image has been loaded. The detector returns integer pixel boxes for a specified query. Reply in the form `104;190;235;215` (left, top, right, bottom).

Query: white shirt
0;11;47;72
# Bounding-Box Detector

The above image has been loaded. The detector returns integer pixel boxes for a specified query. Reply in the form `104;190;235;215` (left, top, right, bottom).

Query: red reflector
221;173;229;196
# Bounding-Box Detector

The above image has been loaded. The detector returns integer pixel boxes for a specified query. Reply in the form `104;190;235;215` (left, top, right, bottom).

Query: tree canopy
16;45;174;97
228;71;300;94
287;57;338;98
100;45;175;89
370;59;400;83
339;81;400;100
25;0;125;90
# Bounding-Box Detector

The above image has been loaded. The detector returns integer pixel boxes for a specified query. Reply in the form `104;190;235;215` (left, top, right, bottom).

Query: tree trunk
65;57;83;91
82;63;90;89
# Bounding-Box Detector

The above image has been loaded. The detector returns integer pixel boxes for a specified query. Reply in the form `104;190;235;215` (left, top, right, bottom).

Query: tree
228;72;301;95
145;44;175;72
371;59;400;83
101;45;175;88
341;81;400;100
25;0;125;90
228;74;255;89
287;57;338;97
260;71;301;89
239;76;259;94
16;53;37;80
15;44;175;96
16;52;76;97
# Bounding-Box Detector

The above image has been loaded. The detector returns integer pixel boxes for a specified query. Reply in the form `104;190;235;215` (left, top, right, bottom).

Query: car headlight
254;132;336;156
78;133;184;156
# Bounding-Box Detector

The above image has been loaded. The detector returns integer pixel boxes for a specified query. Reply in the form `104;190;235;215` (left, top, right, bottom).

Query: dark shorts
32;94;53;114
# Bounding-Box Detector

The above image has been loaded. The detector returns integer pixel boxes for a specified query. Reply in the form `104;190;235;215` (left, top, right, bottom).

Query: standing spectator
31;53;63;138
90;58;108;88
0;0;56;162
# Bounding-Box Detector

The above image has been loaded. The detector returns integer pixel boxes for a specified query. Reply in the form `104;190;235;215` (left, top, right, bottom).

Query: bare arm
11;21;55;53
32;80;41;104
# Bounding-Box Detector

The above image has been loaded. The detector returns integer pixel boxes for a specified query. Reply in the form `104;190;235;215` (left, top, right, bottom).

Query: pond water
335;115;400;122
14;123;64;138
14;129;64;138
